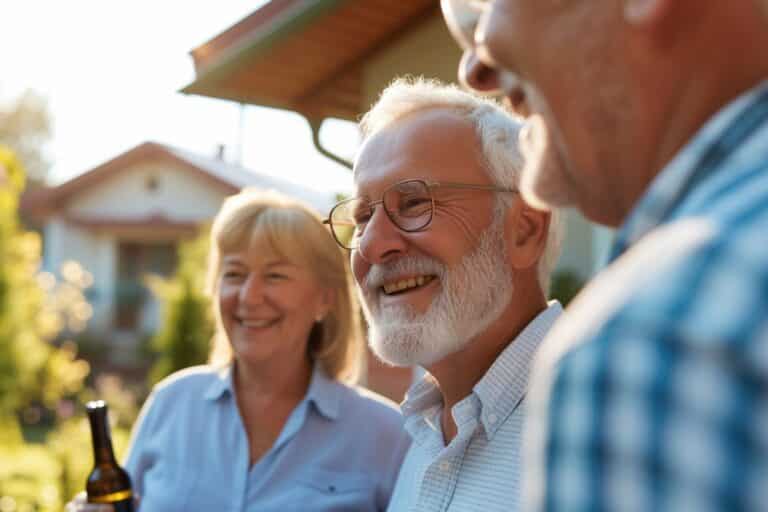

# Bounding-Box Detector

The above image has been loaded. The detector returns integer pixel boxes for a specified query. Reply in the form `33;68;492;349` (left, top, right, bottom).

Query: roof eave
180;0;346;109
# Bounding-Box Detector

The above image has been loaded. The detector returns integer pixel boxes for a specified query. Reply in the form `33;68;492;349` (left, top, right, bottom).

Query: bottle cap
86;400;107;411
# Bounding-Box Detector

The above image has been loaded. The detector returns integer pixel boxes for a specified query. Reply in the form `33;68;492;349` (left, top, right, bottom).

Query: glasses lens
384;180;433;232
441;0;483;50
331;198;368;249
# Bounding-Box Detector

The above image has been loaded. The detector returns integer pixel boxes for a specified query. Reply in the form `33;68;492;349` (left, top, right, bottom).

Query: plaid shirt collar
610;80;768;261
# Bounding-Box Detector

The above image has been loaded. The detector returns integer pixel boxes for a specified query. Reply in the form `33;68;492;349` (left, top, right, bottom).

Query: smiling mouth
381;275;437;296
237;318;280;329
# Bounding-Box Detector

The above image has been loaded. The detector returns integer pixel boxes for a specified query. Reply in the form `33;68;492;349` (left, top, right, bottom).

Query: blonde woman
68;189;409;512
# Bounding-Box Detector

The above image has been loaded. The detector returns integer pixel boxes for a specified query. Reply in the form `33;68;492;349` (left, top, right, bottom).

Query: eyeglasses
441;0;486;51
323;178;516;250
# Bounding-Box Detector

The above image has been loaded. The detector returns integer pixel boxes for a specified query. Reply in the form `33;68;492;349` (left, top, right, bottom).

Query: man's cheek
350;255;367;287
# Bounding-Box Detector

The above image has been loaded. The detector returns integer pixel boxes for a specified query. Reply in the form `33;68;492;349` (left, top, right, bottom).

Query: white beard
519;114;579;211
359;212;514;367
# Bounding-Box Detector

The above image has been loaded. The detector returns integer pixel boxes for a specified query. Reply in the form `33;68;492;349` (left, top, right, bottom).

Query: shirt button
488;414;499;424
439;461;452;472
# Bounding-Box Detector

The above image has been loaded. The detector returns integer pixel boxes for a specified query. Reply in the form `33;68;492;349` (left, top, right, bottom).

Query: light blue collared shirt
387;302;562;511
124;364;410;511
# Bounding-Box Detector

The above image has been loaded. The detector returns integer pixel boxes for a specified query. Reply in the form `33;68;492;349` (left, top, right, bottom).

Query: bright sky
0;0;358;194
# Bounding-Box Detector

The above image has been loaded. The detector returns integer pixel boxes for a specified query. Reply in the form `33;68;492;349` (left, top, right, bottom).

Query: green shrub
147;230;213;385
0;419;64;511
0;148;90;414
0;147;100;510
550;268;586;307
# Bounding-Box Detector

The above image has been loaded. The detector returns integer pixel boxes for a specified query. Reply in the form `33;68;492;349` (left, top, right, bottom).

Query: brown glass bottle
85;400;134;512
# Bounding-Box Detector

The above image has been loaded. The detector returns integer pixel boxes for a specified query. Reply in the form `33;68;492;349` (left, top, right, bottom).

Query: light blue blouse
123;364;410;511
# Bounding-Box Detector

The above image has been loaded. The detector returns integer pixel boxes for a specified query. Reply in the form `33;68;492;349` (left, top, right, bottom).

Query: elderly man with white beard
323;78;564;511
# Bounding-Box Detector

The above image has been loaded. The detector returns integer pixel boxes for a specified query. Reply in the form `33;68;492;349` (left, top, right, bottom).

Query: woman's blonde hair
205;188;362;384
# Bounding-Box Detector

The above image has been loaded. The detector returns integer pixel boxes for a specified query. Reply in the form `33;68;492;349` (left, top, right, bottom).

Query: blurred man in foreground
442;0;768;509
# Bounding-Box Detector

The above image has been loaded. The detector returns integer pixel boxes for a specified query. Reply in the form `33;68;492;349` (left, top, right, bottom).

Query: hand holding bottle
65;491;140;512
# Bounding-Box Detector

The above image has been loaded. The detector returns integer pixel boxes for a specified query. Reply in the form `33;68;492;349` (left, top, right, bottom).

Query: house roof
182;0;439;121
20;141;335;219
63;212;201;238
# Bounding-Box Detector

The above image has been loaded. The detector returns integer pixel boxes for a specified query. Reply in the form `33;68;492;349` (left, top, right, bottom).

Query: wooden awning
182;0;439;121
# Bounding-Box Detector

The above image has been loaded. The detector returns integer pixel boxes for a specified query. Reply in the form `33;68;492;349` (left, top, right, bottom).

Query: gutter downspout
306;117;352;170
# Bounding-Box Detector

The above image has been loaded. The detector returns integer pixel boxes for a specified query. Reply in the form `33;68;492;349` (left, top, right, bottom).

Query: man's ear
505;201;550;271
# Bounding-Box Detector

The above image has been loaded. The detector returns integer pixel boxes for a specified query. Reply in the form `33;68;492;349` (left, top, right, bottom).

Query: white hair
359;77;563;295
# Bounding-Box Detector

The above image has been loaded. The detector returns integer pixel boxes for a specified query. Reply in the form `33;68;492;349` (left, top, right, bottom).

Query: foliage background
0;91;51;185
0;146;153;511
146;230;212;386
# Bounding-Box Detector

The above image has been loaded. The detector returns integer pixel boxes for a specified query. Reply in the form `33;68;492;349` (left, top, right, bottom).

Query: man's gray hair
359;77;563;295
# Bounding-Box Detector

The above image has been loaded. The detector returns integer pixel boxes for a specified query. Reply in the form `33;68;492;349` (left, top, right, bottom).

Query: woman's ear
316;287;336;320
505;201;550;271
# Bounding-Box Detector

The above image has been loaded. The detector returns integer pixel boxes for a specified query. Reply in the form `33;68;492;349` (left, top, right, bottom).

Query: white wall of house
43;219;117;332
70;162;225;222
87;233;117;333
363;14;462;107
43;218;65;274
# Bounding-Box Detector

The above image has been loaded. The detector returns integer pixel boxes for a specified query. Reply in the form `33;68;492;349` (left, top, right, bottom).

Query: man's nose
459;49;502;94
355;208;407;265
460;49;529;117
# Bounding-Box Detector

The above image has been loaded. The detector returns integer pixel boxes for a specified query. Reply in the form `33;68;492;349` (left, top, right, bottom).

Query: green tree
549;269;586;307
0;146;88;416
0;90;51;185
147;230;213;385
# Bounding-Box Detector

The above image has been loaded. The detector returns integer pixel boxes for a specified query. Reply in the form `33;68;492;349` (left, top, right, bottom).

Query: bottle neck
88;407;117;465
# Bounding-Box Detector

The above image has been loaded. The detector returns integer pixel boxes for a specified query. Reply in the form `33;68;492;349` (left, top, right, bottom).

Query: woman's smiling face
217;244;332;369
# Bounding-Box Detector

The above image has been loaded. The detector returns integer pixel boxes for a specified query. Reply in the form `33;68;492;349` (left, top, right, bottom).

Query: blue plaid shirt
524;81;768;512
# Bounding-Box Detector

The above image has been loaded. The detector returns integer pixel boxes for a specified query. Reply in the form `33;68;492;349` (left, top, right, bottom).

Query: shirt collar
202;362;340;421
305;363;341;421
473;300;562;439
399;301;562;442
203;364;234;401
611;80;768;259
400;373;444;445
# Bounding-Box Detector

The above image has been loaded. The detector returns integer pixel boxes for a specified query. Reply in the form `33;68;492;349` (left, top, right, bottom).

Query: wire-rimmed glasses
323;178;516;250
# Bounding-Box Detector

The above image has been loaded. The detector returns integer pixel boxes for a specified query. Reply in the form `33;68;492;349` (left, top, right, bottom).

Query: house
21;141;337;346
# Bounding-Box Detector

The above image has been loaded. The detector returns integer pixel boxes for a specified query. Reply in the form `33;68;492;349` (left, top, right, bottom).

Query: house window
114;242;177;330
145;175;159;192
